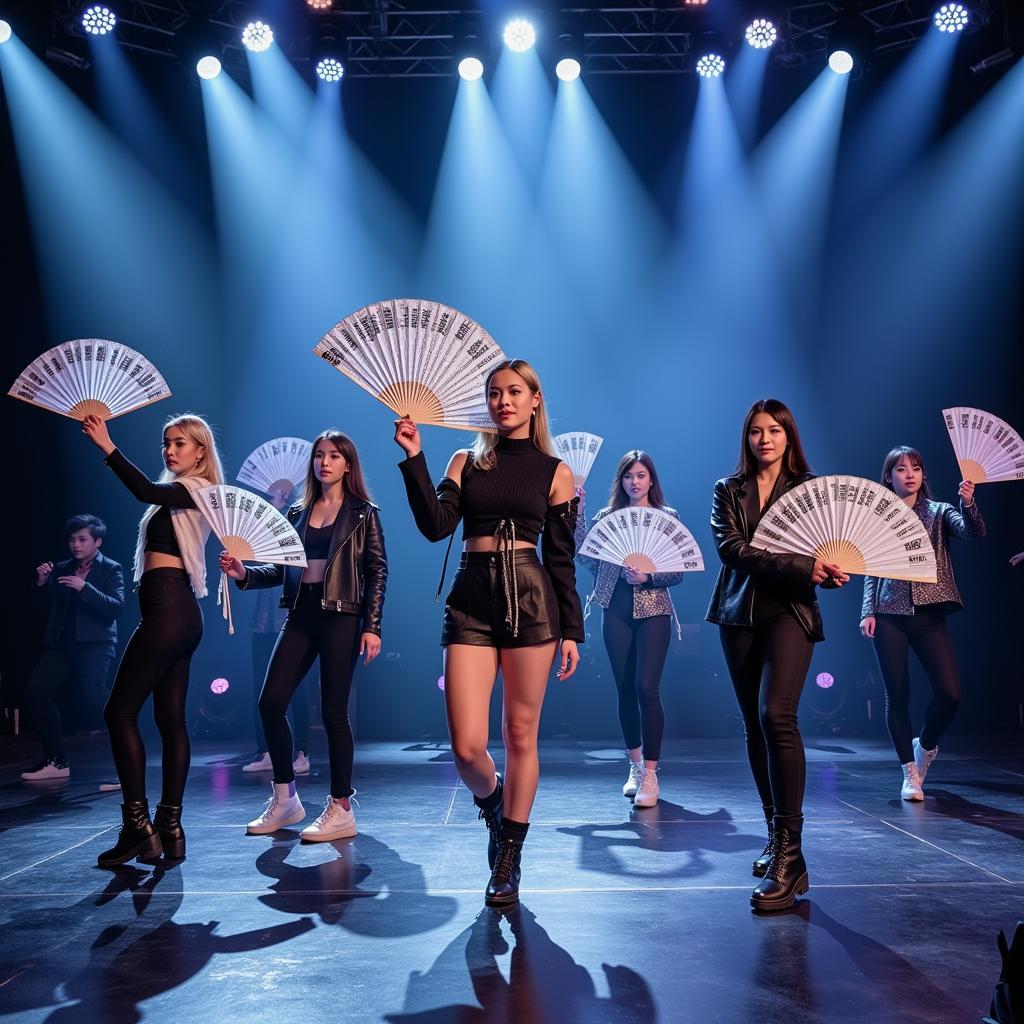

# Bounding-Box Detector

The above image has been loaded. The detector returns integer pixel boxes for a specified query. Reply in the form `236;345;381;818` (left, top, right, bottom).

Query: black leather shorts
442;550;560;649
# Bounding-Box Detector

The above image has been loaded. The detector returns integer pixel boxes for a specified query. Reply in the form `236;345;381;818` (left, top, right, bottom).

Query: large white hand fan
553;432;604;487
579;507;705;574
194;484;308;634
942;407;1024;484
8;340;171;420
314;299;508;432
751;476;937;582
237;437;312;497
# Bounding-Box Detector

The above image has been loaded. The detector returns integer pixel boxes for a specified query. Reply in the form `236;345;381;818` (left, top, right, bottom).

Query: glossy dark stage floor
1;736;1020;1024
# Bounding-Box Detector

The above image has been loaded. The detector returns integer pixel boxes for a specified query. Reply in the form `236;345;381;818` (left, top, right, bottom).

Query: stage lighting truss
503;18;536;53
51;0;998;76
934;3;969;32
82;5;117;36
696;52;726;77
745;18;778;49
242;20;273;53
316;55;344;81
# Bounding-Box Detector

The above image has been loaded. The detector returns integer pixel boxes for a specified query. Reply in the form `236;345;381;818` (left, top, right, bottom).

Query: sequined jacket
574;505;684;622
861;497;985;618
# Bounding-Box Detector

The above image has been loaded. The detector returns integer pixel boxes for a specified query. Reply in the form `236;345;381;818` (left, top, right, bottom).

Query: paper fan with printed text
553;432;604;487
194;485;307;634
579;507;705;574
8;340;171;420
314;299;508;432
942;407;1024;484
237;437;312;498
751;476;937;582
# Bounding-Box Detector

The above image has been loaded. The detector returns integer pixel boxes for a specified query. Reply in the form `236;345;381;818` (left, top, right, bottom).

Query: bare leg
443;644;500;798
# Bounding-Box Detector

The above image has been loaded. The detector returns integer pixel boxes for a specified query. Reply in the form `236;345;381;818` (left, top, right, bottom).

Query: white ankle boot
246;783;305;834
301;795;357;842
913;738;938;785
901;762;924;801
634;766;660;808
623;760;644;798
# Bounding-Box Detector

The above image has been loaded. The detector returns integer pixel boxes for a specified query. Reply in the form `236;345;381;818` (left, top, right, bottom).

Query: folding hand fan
942;407;1024;484
194;485;307;634
8;340;171;420
751;476;937;582
237;437;312;498
553;432;604;487
579;507;705;574
314;299;508;432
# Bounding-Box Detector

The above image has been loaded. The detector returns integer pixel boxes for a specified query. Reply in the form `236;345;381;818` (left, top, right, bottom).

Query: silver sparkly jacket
575;506;684;622
861;497;985;618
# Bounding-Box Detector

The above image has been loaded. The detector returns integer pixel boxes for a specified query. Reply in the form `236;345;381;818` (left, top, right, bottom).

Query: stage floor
0;734;1020;1023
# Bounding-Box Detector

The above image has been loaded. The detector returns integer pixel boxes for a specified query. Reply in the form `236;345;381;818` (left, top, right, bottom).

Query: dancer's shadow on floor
922;788;1024;842
255;832;457;936
385;904;657;1024
0;785;105;834
557;801;763;881
2;863;314;1024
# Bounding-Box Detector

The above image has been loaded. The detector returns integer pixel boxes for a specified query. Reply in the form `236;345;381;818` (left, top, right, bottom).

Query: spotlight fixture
196;55;222;79
81;5;117;36
0;20;11;44
828;49;853;73
555;57;581;81
306;0;333;8
458;56;484;80
503;18;536;53
745;18;777;49
827;10;873;74
241;20;274;53
554;22;583;81
696;52;726;77
933;3;969;32
316;56;344;81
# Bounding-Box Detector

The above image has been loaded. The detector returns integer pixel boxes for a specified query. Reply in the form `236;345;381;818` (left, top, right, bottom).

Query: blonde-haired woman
82;413;224;866
394;359;584;908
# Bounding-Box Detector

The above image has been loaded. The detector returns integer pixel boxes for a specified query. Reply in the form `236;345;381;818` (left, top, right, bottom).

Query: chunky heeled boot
750;827;809;912
485;819;527;909
752;822;777;878
154;803;186;860
97;800;162;867
474;774;503;870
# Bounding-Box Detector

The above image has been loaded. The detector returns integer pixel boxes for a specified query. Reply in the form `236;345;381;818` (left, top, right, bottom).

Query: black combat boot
97;800;162;867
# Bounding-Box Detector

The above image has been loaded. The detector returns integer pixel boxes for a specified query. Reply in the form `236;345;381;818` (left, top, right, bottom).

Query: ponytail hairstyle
880;445;931;499
300;429;374;508
735;398;811;479
607;450;667;511
471;358;555;471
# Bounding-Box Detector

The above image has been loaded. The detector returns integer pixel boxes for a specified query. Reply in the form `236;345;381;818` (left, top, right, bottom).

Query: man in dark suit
22;514;125;781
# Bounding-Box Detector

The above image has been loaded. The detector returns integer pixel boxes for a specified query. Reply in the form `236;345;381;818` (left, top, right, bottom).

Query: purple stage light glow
211;677;230;695
816;672;835;689
437;675;445;691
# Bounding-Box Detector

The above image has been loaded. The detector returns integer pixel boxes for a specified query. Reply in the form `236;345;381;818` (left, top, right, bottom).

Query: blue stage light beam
246;39;315;146
491;44;554;190
727;43;771;150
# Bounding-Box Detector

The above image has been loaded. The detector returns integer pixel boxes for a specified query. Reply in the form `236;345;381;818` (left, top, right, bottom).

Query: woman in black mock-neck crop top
396;358;584;909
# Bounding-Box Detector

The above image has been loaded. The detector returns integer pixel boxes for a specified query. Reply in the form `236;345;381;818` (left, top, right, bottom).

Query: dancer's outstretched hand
219;551;246;580
81;414;116;455
393;417;421;458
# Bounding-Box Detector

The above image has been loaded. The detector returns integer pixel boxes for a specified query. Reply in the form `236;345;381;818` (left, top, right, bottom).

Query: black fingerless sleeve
542;496;585;643
398;452;462;542
104;448;196;508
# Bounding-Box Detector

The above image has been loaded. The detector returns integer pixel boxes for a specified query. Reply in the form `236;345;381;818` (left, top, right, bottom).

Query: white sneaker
293;751;310;776
21;759;70;781
633;766;660;808
913;738;938;785
300;795;357;842
901;762;924;801
246;784;305;834
98;781;121;792
622;760;644;798
242;752;273;773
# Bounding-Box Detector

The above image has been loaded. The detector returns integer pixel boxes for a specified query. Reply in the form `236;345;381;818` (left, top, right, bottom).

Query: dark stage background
1;1;1022;747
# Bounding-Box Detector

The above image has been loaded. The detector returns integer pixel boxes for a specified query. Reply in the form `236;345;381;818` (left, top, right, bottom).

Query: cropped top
145;506;182;556
304;520;336;560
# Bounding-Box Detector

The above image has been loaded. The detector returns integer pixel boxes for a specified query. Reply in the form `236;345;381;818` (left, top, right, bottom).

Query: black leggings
104;569;203;805
602;611;671;761
871;609;961;765
25;643;115;762
252;631;311;755
719;601;815;833
259;584;361;798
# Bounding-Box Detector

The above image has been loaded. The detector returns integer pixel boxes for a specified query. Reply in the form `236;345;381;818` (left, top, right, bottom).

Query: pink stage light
210;677;230;695
816;672;835;689
437;675;445;691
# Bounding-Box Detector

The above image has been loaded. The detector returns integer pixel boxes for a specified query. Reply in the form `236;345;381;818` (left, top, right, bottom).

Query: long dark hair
300;429;374;508
607;450;667;511
735;399;811;479
880;445;932;499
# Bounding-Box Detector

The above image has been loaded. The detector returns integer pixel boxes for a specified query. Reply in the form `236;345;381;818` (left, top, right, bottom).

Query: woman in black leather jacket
706;399;847;912
221;429;387;843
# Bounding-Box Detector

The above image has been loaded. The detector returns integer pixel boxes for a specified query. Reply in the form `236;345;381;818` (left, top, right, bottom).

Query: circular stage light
934;3;969;32
696;53;726;78
745;19;777;49
196;55;222;79
210;677;230;695
0;20;11;44
828;49;854;74
307;0;333;8
503;18;536;53
242;21;274;53
458;56;484;80
556;57;581;81
437;675;445;691
316;56;344;82
82;5;117;36
816;672;835;690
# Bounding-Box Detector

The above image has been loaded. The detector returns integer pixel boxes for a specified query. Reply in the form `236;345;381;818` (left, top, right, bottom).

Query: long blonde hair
471;359;555;471
155;413;225;486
